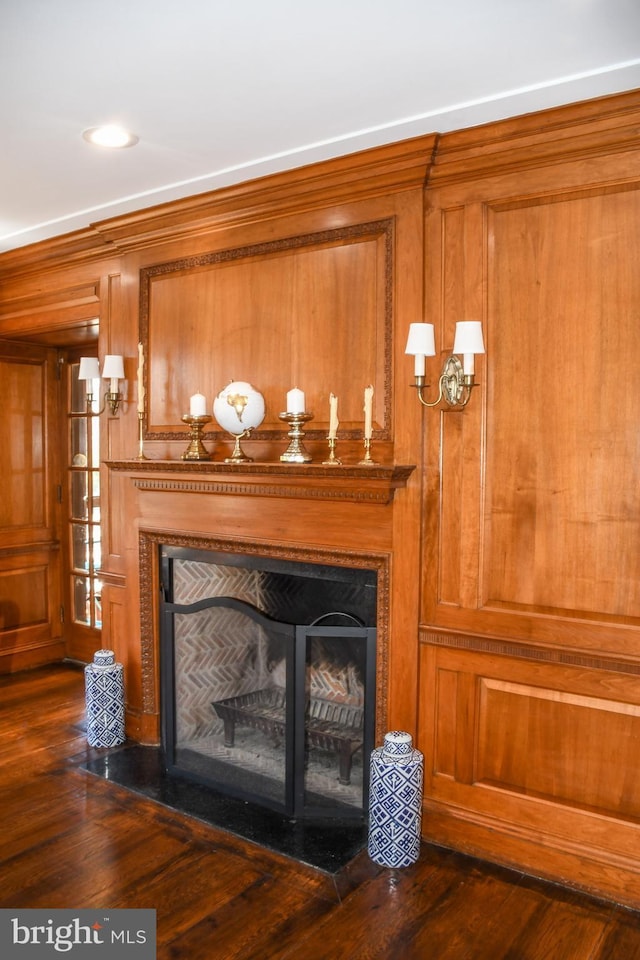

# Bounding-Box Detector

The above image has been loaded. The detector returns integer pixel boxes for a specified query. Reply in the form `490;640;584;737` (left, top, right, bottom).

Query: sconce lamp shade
405;323;436;378
453;321;485;356
101;355;125;380
405;323;436;357
78;357;100;381
453;321;484;376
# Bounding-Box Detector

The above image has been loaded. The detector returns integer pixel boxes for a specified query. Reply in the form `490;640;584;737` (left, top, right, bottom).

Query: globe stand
181;414;212;461
225;428;253;463
279;411;313;463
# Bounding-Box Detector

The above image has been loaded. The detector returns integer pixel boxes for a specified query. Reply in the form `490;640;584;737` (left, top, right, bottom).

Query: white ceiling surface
1;0;639;253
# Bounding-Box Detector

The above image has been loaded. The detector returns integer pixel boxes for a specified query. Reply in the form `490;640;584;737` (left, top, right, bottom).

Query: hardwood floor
2;663;640;959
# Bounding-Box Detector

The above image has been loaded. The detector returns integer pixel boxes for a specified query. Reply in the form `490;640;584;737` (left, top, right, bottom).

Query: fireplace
159;544;377;819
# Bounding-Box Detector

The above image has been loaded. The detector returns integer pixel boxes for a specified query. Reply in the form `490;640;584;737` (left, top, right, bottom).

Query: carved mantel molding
105;460;415;505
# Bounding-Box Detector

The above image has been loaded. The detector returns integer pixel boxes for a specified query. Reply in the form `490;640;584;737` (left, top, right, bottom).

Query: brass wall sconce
405;321;485;409
78;355;125;415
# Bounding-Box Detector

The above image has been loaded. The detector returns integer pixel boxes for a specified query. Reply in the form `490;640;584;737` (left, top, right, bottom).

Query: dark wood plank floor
2;663;640;959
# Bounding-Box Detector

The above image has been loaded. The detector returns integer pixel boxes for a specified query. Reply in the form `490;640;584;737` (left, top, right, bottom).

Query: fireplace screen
160;546;376;818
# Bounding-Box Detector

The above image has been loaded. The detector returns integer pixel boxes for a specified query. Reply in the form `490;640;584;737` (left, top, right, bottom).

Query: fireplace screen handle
308;611;364;627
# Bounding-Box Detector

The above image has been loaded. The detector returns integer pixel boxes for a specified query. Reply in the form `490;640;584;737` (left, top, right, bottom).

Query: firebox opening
160;546;377;820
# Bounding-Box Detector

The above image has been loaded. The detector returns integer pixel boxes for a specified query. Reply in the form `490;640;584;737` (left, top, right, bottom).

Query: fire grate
212;687;364;785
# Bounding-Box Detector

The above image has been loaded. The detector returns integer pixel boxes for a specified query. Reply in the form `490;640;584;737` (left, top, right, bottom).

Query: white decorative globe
213;381;266;436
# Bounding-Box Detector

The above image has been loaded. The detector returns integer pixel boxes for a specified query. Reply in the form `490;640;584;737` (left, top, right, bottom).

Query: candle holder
322;436;342;466
181;414;213;461
135;411;149;460
359;437;378;465
279;411;313;463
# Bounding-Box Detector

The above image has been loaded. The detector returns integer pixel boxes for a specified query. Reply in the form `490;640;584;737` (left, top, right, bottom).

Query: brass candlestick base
279;411;313;463
135;411;149;460
225;429;253;464
359;437;378;465
322;437;342;465
181;414;212;461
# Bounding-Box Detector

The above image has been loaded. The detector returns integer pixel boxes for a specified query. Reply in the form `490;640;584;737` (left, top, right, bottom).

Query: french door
62;349;102;661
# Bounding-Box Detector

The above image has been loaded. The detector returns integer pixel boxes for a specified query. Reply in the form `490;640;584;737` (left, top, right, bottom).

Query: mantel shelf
105;460;416;505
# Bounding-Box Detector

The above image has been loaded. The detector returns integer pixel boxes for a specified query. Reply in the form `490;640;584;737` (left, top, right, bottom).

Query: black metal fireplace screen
159;546;376;819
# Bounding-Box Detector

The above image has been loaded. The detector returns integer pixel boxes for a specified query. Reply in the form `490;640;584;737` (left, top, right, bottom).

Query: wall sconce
79;355;125;415
405;321;485;409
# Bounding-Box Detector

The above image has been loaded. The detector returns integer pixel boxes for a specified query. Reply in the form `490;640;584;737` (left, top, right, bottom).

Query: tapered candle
287;387;305;414
190;392;207;416
328;393;339;439
363;385;374;439
137;342;145;414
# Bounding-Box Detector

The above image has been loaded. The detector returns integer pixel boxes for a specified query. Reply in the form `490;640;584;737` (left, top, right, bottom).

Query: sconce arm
411;355;479;410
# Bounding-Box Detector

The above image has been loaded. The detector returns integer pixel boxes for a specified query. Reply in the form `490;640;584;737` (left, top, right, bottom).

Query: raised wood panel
484;185;640;623
0;344;58;544
424;641;640;821
420;640;640;902
477;678;640;818
428;158;640;656
0;357;46;531
0;343;62;668
0;565;47;630
0;547;61;663
140;223;392;439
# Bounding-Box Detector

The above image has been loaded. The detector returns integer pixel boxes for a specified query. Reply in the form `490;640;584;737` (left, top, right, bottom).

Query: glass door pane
68;359;101;630
295;624;376;817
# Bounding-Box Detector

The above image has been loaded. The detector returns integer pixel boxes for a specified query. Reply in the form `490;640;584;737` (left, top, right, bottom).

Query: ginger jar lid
382;730;413;762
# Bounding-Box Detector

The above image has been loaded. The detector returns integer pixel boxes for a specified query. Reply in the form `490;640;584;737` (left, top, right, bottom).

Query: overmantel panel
138;219;394;444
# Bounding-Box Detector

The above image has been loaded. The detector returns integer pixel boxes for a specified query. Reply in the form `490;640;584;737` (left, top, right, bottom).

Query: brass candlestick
323;436;342;465
279;411;313;463
359;436;378;465
135;411;148;460
181;414;212;461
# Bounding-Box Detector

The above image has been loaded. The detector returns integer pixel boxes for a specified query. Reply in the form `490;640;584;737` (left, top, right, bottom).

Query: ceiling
1;0;639;254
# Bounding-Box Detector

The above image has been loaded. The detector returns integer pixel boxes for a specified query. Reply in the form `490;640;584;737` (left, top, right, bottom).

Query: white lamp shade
453;321;485;355
101;355;125;380
78;357;100;381
405;323;436;357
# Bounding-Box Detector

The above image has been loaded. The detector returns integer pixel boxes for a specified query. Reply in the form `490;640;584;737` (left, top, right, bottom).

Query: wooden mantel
105;460;415;505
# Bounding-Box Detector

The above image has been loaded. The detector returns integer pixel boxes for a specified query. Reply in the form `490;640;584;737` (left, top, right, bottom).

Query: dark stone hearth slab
80;744;367;875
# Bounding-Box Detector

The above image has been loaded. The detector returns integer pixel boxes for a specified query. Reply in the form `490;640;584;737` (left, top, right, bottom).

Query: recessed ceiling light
82;125;139;149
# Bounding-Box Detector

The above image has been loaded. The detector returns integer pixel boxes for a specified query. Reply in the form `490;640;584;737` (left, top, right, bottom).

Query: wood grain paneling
426;104;640;657
0;343;62;668
484;185;640;622
476;676;640;817
420;639;640;904
140;222;392;439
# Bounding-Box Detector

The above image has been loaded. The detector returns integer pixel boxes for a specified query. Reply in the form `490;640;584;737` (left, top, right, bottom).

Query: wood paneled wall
420;90;640;906
1;90;640;905
0;341;64;668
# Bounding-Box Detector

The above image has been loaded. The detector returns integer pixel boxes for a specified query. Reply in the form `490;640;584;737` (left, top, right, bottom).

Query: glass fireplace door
294;622;376;818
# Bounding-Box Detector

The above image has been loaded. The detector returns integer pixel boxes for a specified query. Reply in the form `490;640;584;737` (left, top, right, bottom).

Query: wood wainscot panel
419;635;640;906
0;547;63;669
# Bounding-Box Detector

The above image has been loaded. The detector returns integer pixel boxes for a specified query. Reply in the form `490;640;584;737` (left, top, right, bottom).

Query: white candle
137;342;145;414
363;384;374;440
287;387;305;414
328;393;339;439
190;392;207;416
